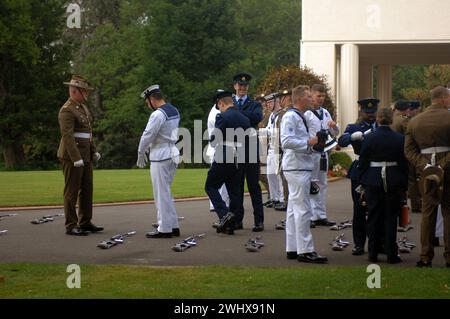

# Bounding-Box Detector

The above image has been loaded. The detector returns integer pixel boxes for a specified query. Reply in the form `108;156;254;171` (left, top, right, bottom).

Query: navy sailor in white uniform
137;84;181;238
280;85;328;264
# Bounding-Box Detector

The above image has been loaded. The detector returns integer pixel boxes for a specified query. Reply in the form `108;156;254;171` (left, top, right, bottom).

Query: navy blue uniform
205;107;251;220
358;126;408;261
234;96;264;227
338;120;377;250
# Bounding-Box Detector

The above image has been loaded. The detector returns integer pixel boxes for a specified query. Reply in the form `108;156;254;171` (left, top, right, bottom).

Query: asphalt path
0;179;446;267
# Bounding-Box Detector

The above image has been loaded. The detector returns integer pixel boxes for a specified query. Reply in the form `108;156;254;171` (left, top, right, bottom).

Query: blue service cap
408;100;421;109
358;98;380;113
233;72;252;85
394;100;411;111
214;89;233;109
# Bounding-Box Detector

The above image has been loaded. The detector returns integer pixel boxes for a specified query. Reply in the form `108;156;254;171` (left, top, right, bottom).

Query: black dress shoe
263;200;274;208
274;202;287;211
66;228;88;236
387;256;402;264
297;252;328;264
286;251;298;260
216;212;235;233
352;246;364;255
313;218;336;226
145;231;172;238
310;221;316;228
80;223;104;233
416;260;432;268
234;222;243;230
172;228;180;237
252;224;264;232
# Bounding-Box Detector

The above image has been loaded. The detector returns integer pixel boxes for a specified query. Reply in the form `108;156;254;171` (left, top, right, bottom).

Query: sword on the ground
97;231;137;249
172;233;205;252
0;214;17;221
30;214;64;224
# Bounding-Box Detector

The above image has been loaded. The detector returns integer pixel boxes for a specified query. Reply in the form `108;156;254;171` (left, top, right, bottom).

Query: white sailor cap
141;84;160;99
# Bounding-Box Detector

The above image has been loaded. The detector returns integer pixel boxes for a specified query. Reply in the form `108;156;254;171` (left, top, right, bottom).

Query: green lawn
0;263;448;298
0;169;209;207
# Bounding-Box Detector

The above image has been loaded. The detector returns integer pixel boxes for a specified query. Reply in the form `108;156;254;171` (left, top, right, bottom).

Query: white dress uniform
138;103;181;233
280;108;316;254
304;107;340;220
206;105;229;210
266;110;284;203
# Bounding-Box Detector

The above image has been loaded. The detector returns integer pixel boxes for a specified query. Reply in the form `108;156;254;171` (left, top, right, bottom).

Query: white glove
350;131;363;141
74;159;84;167
93;152;101;161
136;152;148;168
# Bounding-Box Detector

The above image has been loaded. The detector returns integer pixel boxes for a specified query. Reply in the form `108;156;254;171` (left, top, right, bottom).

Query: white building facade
301;0;450;129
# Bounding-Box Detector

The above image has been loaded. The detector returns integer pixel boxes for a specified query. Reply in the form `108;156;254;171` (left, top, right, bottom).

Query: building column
359;64;373;99
339;43;359;129
377;64;392;108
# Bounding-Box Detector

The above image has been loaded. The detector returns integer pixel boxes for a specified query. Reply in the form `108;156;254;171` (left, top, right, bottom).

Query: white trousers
284;170;315;254
150;160;179;233
209;185;229;210
267;149;284;202
436;205;444;237
310;152;328;220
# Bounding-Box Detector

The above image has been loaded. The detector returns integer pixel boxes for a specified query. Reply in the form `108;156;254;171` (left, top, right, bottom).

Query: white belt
370;161;398;192
421;146;450;154
73;132;91;139
370;161;398;167
222;142;243;148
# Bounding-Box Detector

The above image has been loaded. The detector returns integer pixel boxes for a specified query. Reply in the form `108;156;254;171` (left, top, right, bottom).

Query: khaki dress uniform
57;97;97;231
405;103;450;265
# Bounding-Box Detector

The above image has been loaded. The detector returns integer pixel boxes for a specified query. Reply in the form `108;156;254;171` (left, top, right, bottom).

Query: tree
257;65;335;117
0;0;70;168
400;64;450;107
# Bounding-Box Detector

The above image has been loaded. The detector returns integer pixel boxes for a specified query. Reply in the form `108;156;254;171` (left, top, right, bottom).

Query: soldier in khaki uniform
405;86;450;267
58;75;103;236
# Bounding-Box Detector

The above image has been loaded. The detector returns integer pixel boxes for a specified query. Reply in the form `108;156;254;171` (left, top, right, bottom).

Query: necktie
238;98;243;109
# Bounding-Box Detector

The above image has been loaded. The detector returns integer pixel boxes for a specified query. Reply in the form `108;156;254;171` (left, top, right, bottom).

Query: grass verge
0;263;448;298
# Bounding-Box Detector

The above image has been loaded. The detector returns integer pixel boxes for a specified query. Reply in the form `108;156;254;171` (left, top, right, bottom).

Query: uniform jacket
234;96;263;129
211;106;251;164
358;125;408;188
138;103;180;162
57;98;97;162
338;120;377;180
405;104;450;171
280;107;314;172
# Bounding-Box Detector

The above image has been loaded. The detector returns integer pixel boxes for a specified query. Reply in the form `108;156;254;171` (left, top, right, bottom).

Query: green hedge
329;151;352;170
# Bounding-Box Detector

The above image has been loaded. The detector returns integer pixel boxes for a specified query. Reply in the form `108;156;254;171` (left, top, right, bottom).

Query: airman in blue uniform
358;108;408;263
205;90;251;234
337;98;379;255
232;72;265;232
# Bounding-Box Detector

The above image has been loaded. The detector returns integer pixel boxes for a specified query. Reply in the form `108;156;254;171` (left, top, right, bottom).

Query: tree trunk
3;143;25;168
